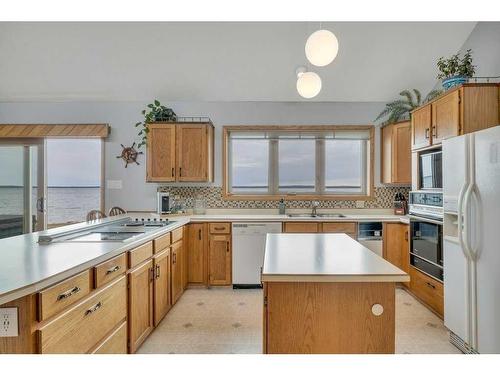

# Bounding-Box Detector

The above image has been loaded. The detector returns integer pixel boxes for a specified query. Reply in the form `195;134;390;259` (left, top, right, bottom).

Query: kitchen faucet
311;201;320;217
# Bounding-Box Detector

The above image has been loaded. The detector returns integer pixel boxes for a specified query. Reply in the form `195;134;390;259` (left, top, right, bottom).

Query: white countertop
0;210;410;305
261;233;410;283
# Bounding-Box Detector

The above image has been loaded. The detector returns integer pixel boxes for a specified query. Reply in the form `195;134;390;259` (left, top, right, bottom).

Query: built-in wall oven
409;191;443;281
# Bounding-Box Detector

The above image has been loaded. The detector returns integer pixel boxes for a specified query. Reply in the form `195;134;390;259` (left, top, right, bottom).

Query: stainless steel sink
287;213;346;218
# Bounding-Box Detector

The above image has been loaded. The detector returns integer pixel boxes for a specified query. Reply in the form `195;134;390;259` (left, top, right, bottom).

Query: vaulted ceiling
0;22;476;102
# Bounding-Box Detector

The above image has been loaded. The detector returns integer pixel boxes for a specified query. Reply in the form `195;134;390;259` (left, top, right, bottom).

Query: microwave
419;149;442;190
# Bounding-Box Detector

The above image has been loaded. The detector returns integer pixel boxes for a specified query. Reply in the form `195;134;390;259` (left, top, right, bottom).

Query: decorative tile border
157;186;409;209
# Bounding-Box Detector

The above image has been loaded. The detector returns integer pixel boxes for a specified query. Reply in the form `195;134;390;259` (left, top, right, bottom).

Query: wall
0;100;410;211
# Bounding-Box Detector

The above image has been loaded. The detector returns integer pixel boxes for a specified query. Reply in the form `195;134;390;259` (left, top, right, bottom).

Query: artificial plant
375;89;443;125
135;100;177;148
436;49;476;80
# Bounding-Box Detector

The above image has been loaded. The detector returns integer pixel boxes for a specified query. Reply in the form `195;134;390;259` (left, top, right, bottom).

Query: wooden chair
86;210;107;221
108;206;127;216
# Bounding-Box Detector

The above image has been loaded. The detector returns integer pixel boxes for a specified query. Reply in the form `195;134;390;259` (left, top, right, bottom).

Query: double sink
287;213;347;218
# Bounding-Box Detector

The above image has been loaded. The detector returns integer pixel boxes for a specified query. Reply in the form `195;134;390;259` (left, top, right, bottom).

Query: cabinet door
432;90;460;145
381;124;393;184
283;222;319;233
182;226;189;290
402;225;410;287
153;249;171;326
128;260;154;353
146;124;176;182
382;223;407;271
392;122;411;184
208;234;232;286
188;223;208;285
171;241;183;304
176;124;208;181
411;105;432;150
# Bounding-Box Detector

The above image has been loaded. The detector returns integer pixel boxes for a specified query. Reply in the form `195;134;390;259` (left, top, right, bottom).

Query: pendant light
296;67;322;99
305;29;339;67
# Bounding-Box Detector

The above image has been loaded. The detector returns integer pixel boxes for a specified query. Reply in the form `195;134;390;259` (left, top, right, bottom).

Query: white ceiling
0;22;476;102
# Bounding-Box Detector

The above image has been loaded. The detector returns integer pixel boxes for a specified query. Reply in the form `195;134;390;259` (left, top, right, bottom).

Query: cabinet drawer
171;227;184;243
409;266;444;317
38;276;127;354
128;241;153;268
321;222;357;234
37;270;92;321
209;222;231;234
91;321;127;354
283;222;319;233
154;232;171;253
94;254;127;289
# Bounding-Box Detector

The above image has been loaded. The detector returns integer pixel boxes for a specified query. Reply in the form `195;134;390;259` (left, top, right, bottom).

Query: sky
0;139;101;187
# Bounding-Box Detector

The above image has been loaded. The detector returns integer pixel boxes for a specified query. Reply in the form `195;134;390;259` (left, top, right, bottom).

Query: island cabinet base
263;282;396;354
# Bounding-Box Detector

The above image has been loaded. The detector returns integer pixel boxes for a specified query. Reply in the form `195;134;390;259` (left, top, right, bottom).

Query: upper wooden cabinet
411;83;500;151
381;121;411;184
146;122;214;182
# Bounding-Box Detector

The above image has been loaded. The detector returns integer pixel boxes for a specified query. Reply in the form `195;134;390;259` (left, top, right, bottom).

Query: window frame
222;125;374;201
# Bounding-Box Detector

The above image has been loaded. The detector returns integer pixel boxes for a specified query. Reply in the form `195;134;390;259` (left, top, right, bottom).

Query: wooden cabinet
171;240;184;304
146;122;214;182
321;222;357;238
128;241;153;269
146;123;176;182
153;249;171;326
208;234;232;286
94;253;127;289
187;223;208;286
128;259;154;353
383;223;409;284
91;321;128;354
182;226;189;290
411;83;499;151
283;222;319;233
409;266;444;318
381;121;411;184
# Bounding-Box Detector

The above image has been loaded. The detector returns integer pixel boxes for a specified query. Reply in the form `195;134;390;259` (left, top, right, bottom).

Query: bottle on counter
278;198;286;215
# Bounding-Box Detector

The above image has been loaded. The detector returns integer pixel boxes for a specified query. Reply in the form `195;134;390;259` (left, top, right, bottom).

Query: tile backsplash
157;186;410;210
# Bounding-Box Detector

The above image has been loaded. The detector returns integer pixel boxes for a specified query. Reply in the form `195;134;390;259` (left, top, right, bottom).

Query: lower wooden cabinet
128;260;154;353
182;226;189;290
409;266;444;318
187;223;208;285
283;222;319;233
38;276;127;354
383;223;410;287
208;234;232;285
171;240;184;304
153;248;171;326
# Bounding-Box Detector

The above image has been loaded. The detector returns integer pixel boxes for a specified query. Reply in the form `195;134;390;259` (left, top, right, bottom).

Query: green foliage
135;100;177;148
437;49;476;80
375;89;443;125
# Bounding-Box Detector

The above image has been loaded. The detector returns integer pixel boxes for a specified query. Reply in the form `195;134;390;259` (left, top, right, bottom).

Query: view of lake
0;187;100;225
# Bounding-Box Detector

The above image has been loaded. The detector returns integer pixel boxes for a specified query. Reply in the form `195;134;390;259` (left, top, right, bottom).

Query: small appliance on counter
393;192;407;215
157;192;171;214
193;194;206;214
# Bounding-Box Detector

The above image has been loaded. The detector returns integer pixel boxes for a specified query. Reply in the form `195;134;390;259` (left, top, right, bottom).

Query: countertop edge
261;274;410;283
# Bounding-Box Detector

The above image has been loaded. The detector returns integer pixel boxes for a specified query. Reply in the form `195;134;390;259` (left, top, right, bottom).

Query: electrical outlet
0;307;19;337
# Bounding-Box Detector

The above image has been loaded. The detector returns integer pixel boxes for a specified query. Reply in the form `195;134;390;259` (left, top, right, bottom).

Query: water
0;187;100;225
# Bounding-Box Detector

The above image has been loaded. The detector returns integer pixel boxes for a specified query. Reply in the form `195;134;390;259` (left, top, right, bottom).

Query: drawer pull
426;282;436;289
85;301;102;316
57;286;81;301
214;226;226;231
106;265;121;275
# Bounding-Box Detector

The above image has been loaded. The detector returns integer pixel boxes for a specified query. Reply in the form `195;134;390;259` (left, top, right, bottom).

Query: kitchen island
261;233;409;354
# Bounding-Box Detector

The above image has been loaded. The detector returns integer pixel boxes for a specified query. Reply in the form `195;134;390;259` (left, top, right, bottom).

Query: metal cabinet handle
226;241;230;253
179;167;182;177
425;128;430;139
106;265;120;275
404;231;408;241
173;252;176;264
85;301;102;316
171;167;174;177
57;286;81;301
214;227;225;230
432;125;437;138
155;264;160;279
426;282;436;289
198;229;202;240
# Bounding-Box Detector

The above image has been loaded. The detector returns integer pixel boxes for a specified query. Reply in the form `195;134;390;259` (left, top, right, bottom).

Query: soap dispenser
278;198;286;215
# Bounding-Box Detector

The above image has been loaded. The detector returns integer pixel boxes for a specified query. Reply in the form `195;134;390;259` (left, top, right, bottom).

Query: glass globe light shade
296;71;322;99
305;29;339;67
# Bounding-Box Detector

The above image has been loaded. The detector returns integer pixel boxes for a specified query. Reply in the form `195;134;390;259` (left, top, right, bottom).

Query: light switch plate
1;307;19;337
106;180;123;189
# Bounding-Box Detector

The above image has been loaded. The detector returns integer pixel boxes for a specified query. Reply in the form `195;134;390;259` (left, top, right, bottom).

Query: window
224;126;373;199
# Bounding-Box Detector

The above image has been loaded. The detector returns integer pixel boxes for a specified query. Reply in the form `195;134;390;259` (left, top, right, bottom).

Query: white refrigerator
442;125;500;354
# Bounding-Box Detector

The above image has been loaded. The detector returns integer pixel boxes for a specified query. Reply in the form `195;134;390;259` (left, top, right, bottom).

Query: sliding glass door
0;140;46;239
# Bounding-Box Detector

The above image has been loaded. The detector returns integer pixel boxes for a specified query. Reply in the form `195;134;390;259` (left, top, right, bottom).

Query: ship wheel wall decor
116;142;143;168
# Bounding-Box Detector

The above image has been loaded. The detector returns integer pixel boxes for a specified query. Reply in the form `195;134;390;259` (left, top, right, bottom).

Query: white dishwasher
232;222;282;288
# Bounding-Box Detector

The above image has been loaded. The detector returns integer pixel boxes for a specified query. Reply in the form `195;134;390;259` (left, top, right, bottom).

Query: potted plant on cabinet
135;100;177;148
375;89;442;125
437;49;476;90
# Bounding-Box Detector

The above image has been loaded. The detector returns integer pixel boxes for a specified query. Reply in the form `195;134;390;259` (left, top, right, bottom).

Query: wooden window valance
0;124;110;138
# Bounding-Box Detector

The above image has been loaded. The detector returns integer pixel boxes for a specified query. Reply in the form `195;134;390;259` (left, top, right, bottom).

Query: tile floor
138;287;461;354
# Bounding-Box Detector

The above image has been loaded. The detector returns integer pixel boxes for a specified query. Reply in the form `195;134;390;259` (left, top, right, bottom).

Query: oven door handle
407;214;443;225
